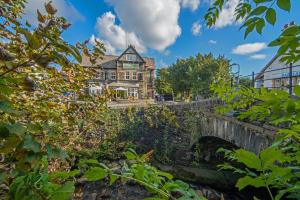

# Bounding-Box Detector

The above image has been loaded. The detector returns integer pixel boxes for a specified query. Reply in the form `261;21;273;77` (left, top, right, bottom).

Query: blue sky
24;0;300;75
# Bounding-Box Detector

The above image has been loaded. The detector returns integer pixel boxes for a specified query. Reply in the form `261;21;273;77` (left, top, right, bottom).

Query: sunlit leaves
266;8;276;25
205;0;298;63
236;176;265;190
269;25;300;63
23;134;41;153
45;1;58;15
277;0;291;11
49;182;75;200
94;149;206;200
84;167;108;181
234;149;262;170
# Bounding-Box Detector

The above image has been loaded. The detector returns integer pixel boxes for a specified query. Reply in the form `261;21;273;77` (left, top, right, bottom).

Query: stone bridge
117;99;277;160
166;100;276;155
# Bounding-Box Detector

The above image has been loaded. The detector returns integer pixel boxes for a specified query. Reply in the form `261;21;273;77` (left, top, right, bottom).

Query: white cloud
208;40;217;44
90;35;117;55
98;0;181;53
158;60;168;67
23;0;84;25
232;42;267;55
214;0;241;29
250;54;267;60
163;50;171;56
180;0;200;11
95;12;146;53
191;21;202;36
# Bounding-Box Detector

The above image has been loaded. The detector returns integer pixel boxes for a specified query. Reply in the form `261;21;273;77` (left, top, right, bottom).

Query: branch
0;43;51;77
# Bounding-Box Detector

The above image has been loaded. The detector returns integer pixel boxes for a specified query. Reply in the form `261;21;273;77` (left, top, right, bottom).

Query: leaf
84;167;108;181
50;170;80;182
23;134;41;153
244;23;255;38
265;8;276;25
50;182;75;200
294;85;300;97
124;151;137;160
236;176;265;190
259;147;286;168
109;173;118;185
253;0;272;3
17;28;42;49
37;9;46;23
157;171;173;180
256;18;265;34
277;0;291;11
250;6;268;16
234;149;261;170
0;125;9;138
0;100;16;113
7;123;26;136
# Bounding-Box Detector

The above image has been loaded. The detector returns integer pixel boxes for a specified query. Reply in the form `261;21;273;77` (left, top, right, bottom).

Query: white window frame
132;72;137;80
126;54;137;61
111;72;116;80
128;88;138;98
125;71;130;80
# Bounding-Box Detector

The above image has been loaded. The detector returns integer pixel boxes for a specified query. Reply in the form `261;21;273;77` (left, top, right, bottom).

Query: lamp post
230;63;240;88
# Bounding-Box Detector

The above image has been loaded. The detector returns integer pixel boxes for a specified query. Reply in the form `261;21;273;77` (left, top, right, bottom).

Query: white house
255;56;300;92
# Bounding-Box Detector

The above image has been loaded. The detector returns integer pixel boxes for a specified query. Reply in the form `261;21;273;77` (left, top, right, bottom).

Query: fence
233;63;300;95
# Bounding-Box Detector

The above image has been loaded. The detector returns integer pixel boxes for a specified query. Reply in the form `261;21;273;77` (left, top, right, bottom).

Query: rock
155;163;239;190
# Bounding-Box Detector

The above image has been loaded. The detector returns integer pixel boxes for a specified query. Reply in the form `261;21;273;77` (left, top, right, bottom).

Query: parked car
155;94;174;102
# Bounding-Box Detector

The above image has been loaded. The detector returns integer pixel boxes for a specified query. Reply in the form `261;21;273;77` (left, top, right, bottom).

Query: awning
115;87;127;91
108;82;139;88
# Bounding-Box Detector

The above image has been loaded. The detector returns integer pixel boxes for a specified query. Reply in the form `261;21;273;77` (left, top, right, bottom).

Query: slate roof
82;55;155;69
81;45;155;69
81;55;118;69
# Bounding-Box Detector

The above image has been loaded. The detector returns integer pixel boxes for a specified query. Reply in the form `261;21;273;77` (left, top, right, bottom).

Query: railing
234;63;300;95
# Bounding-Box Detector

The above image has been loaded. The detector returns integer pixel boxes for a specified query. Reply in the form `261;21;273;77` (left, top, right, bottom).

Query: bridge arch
187;112;275;154
191;136;237;162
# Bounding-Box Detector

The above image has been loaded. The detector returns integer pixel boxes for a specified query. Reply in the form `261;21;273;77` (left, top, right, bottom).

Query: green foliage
212;82;300;199
155;68;173;95
83;149;206;200
155;53;231;99
9;158;76;200
0;1;106;199
219;146;299;200
205;0;300;64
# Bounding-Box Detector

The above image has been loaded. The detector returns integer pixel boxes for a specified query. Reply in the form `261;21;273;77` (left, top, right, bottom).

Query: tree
166;53;230;99
0;1;106;198
154;68;173;94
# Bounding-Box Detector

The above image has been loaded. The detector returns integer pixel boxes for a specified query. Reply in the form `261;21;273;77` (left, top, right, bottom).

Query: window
132;72;137;80
100;72;104;80
111;72;116;80
125;71;130;80
128;88;138;98
126;54;137;61
123;63;139;69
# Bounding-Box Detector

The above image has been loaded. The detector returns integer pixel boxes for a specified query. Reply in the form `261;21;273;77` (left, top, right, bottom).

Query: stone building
81;45;155;99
